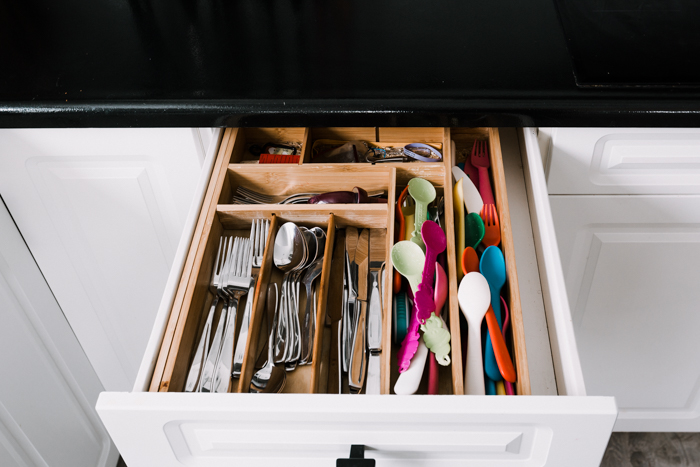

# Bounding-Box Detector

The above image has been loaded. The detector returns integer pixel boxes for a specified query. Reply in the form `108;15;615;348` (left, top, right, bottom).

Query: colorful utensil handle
477;166;496;205
485;376;497;396
484;305;516;382
484;287;503;382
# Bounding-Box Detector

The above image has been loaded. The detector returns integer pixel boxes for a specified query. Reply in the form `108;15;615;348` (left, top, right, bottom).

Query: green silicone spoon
390;240;425;294
407;178;436;251
465;212;485;250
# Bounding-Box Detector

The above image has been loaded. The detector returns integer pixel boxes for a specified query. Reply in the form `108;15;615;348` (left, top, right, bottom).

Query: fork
231;219;270;379
481;204;501;248
184;236;232;392
207;236;254;393
470;140;496;206
199;237;249;392
234;186;320;205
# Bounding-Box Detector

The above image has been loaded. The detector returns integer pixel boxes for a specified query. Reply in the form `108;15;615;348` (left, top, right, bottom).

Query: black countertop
2;0;700;128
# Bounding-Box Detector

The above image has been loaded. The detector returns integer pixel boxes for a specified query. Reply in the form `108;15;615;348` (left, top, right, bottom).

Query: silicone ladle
481;246;507;382
465;212;485;250
408;178;436;252
458;272;491;395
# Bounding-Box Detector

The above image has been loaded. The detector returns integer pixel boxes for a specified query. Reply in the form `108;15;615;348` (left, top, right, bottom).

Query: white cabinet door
0;198;118;467
550;194;700;431
0;129;208;391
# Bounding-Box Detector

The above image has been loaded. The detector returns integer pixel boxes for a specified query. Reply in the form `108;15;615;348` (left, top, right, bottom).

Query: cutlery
462;245;515;384
429;263;448;395
349;229;370;393
481;245;507;382
184;236;231;392
481;204;501;248
451;166;484;216
452;139;480;191
394;185;410;294
407;178;436;251
202;237;254;393
391;240;425;372
308;187;388;204
249;284;287;393
470;140;495;206
326;230;345;394
232;219;270;379
461;247;479;277
393;337;429;395
366;230;385;395
299;258;324;365
465;213;485;250
453;178;466;282
458;272;491;395
272;223;305;364
485;377;497;396
342;227;359;374
501;296;516;395
396;221;445;373
392;291;409;345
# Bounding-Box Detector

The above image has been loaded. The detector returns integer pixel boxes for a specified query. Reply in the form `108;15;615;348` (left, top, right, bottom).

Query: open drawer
96;128;617;467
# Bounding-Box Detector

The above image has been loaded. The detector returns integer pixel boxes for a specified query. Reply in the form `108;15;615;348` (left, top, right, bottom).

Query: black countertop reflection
2;0;700;127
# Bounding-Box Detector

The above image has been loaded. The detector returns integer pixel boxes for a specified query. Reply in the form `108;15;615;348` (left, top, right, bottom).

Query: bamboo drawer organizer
149;127;530;396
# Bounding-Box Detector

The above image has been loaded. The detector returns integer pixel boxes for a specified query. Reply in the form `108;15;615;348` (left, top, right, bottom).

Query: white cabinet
94;128;617;467
547;128;700;432
0;128;212;391
0;199;118;467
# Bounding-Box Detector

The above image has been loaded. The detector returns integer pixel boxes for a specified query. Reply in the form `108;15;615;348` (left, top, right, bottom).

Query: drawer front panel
97;393;616;467
546;128;700;195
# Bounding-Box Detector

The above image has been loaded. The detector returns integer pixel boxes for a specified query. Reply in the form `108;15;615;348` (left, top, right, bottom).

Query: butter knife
342;227;359;373
366;229;385;394
349;229;370;393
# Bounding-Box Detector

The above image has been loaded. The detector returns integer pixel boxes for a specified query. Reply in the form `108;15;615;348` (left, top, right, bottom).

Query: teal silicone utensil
480;246;507;382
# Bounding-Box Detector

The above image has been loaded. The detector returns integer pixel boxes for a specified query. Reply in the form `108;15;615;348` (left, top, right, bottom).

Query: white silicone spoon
458;272;491;395
393;337;429;395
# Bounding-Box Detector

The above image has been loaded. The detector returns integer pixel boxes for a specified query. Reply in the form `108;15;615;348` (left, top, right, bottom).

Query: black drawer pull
336;445;376;467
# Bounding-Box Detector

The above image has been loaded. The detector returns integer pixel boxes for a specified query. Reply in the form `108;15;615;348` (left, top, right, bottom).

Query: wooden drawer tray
148;127;528;396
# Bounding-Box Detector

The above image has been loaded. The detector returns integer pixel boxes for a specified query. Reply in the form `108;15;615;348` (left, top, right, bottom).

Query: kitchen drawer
96;128;616;467
546;128;700;195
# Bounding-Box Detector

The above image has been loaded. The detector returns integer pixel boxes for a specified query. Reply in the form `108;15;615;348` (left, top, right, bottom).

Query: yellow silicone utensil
453;178;466;281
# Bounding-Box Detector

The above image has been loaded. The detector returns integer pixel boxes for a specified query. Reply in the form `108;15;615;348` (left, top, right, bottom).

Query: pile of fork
232;186;320;205
184;218;270;393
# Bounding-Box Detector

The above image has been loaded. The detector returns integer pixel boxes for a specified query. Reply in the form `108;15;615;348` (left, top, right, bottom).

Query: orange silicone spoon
484;305;516;383
461;247;479;277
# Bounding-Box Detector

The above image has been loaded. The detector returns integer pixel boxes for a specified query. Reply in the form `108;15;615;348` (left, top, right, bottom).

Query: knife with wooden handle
366;229;385;394
349;228;369;393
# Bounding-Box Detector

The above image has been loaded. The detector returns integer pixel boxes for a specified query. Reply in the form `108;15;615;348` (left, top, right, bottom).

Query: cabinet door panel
0;129;205;391
551;195;700;431
0;199;118;467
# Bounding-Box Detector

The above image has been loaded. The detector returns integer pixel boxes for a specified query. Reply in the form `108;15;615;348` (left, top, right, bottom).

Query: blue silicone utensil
480;245;507;382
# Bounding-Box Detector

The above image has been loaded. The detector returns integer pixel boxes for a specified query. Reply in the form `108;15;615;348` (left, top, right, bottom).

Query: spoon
461;246;479;277
393;337;429;395
480;246;507;382
273;223;305;364
465;213;485;250
501;296;516;395
458;272;491;395
391;241;426;373
407;178;436;251
300;258;324;365
463;247;515;383
250;284;287;393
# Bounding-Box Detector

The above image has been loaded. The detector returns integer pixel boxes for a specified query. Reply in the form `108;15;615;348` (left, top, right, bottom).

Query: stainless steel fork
209;235;254;393
231;219;270;379
184;236;232;392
